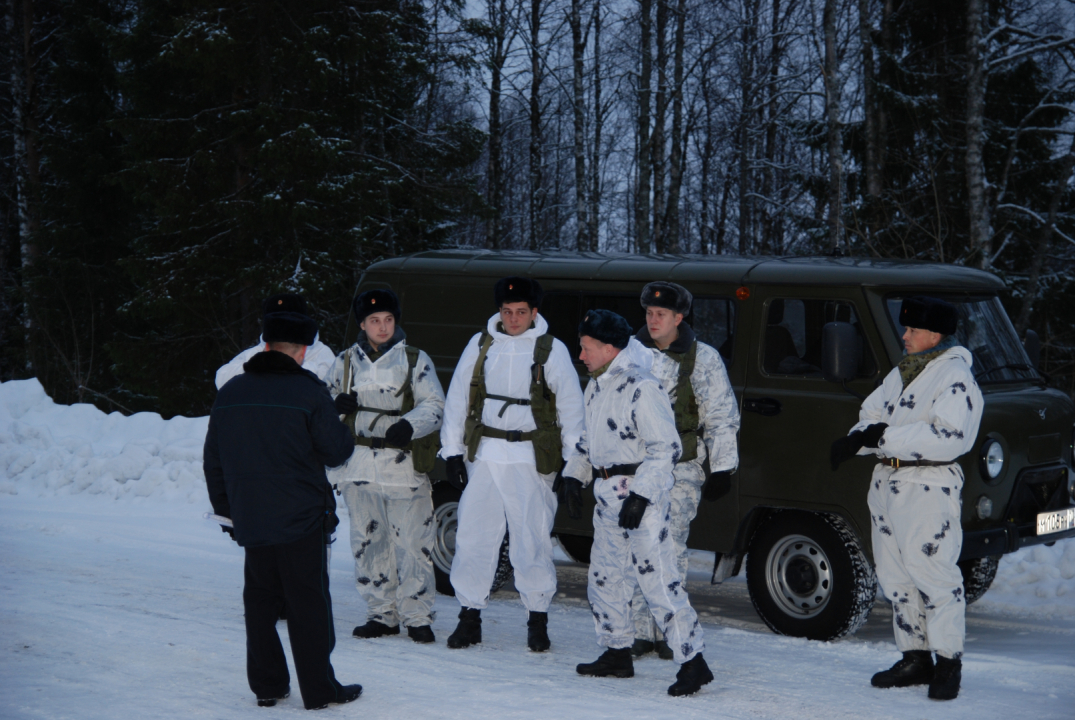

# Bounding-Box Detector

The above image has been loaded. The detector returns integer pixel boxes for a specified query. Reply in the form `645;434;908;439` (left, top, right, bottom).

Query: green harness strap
463;331;562;474
663;340;701;464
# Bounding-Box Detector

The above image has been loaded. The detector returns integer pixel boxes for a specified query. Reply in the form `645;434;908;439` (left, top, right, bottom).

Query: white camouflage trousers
588;476;703;664
630;461;704;643
867;468;965;658
450;460;558;612
341;481;436;628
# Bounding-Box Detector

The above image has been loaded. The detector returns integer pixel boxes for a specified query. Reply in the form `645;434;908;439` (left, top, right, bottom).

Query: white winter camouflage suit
440;313;587;613
632;324;740;643
572;338;704;664
215;335;336;389
850;344;983;659
325;329;445;629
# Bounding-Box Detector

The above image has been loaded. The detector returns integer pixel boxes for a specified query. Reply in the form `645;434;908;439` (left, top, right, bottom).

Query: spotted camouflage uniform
849;345;983;659
325;329;445;629
631;324;739;644
571;338;705;664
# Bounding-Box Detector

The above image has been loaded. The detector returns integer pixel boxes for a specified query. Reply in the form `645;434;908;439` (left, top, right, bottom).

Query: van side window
763;298;876;378
541;292;582;358
691;297;736;363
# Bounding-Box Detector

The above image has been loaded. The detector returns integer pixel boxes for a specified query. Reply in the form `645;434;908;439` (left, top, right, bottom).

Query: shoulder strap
467;332;495;421
396;345;421;415
533;334;554;365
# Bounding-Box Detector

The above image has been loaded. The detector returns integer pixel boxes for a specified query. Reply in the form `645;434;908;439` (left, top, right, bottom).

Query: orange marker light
736;286;750;300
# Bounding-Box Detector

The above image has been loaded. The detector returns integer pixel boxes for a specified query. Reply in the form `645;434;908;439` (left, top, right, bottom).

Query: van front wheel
430;483;513;596
746;511;877;641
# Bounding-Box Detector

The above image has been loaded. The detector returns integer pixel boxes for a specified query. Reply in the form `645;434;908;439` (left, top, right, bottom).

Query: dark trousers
244;529;345;709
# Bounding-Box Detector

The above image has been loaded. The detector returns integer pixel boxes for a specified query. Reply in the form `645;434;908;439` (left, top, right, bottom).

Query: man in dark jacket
204;309;362;710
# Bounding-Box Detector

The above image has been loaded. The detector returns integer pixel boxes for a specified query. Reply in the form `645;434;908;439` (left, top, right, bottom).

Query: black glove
618;492;650;530
702;471;732;502
861;422;888;448
385;419;414;447
445;455;468;491
553;474;584;519
334;391;358;415
830;430;865;471
221;525;236;542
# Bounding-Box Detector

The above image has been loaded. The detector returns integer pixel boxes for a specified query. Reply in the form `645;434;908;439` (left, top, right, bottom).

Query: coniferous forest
2;0;1074;417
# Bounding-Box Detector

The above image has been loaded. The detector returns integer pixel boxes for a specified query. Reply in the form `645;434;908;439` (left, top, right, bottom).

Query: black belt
881;458;955;469
482;427;536;443
592;463;642;480
354;436;406;450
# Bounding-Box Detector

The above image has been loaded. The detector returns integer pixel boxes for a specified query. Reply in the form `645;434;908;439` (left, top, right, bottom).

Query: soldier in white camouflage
325;289;446;644
629;282;740;659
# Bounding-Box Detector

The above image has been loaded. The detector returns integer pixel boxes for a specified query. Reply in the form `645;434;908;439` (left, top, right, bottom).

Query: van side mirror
822;321;860;384
1024;329;1041;369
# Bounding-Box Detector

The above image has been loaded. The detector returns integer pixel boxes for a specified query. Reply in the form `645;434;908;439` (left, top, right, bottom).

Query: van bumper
960;523;1075;561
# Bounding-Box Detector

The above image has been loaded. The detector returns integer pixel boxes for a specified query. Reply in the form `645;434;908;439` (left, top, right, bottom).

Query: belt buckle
600;466;610;479
892;458;899;469
506;430;521;442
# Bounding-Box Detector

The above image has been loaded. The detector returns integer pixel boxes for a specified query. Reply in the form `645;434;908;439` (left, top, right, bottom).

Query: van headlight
976;495;993;520
980;438;1004;479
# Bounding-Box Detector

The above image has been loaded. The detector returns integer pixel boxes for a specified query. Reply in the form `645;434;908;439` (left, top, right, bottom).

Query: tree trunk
651;0;667;252
737;0;758;255
588;0;602;251
1015;133;1075;335
635;0;652;253
823;0;843;252
486;0;508;249
699;61;714;254
760;0;782;254
858;0;880;201
570;0;589;250
965;0;990;268
663;0;687;253
528;0;544;250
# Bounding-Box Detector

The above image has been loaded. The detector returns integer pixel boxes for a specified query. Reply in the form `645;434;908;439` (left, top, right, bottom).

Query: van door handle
744;397;782;416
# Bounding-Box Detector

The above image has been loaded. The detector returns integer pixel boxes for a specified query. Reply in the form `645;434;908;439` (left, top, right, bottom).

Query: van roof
366;250;1004;292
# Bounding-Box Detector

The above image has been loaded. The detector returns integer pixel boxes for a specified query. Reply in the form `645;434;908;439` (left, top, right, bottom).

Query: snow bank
0;378;207;502
1;377;1073;618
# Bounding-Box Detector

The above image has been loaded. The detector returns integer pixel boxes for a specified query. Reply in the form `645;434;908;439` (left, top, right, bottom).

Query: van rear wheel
431;483;513;596
746;511;877;641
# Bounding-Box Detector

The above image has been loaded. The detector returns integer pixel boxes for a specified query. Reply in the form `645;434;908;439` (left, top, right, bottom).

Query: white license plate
1036;508;1075;536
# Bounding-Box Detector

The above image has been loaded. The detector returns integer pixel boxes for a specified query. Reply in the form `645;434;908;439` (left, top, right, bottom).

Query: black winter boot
871;650;934;688
655;640;674;660
407;625;435;644
668;653;714;696
576;648;634;678
630;639;655;657
352;620;400;639
447;608;482;649
527;612;550;652
256;689;289;707
928;654;961;700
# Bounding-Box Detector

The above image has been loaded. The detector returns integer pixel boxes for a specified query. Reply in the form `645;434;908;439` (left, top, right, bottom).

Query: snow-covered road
2;492;1073;720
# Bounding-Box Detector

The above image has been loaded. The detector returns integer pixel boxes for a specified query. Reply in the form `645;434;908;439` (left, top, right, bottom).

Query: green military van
350;250;1075;641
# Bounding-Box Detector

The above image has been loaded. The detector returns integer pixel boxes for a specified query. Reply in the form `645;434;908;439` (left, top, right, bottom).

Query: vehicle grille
1004;466;1071;523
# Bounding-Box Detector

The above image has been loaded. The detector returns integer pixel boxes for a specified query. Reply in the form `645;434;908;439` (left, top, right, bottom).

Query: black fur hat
640;281;692;315
899;296;958;335
579;309;632;349
353;288;402;324
262;293;308;317
494;276;543;308
263;311;318;346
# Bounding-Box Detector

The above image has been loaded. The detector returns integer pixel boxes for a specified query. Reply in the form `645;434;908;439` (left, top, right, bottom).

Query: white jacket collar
607;337;654;375
485;312;549;341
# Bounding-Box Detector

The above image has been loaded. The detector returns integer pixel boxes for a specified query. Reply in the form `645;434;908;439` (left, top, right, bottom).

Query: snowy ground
2;378;1074;718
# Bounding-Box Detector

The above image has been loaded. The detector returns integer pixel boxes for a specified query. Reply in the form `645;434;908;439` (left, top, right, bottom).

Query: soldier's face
902;325;942;354
579;335;618;372
499;301;538;336
361;311;396;347
646;306;683;346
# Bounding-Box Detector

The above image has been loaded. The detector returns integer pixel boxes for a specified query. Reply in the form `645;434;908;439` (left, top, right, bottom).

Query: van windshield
885;296;1039;384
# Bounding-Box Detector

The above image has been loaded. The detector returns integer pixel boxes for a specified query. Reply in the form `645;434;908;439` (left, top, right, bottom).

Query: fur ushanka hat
579;309;633;349
640;281;692;316
263;311;318;346
353;288;402;324
899;296;958;336
261;293;308;318
494;276;543;309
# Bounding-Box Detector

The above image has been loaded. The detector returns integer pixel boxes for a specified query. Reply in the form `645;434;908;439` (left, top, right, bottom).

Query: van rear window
763;299;876;378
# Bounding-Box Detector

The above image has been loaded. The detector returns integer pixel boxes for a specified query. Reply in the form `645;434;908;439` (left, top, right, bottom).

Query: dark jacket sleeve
309;384;355;469
203;412;231;518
